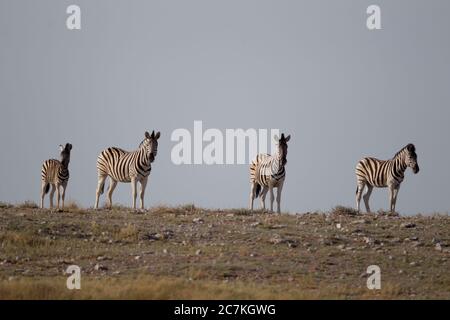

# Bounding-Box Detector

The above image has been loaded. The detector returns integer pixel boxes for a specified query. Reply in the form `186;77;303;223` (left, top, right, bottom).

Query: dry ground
0;202;449;299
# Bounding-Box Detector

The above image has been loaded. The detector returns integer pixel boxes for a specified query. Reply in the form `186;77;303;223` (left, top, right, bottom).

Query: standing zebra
94;131;160;210
355;143;419;213
40;143;72;210
249;133;290;213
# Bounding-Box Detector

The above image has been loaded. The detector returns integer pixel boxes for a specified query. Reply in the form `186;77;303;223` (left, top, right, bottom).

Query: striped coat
249;133;290;213
94;131;160;210
40;143;72;209
355;143;419;213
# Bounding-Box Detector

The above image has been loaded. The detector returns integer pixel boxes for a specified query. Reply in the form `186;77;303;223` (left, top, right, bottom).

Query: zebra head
143;130;161;163
59;143;72;166
274;133;291;166
405;143;419;174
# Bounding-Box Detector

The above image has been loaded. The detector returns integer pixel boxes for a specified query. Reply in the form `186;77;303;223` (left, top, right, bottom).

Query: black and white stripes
94;131;160;210
40;143;72;209
355;143;420;213
249;133;290;213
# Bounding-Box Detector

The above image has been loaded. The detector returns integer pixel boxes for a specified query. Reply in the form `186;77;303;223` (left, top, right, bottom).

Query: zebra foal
40;143;72;210
249;133;290;213
94;131;160;210
355;143;419;213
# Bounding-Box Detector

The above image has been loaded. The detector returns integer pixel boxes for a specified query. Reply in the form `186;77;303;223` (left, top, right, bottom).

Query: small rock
400;222;416;228
287;241;298;248
435;243;443;252
270;224;287;229
195;249;202;255
269;236;284;245
336;223;342;229
94;263;108;271
135;255;141;260
250;222;261;227
193;218;204;224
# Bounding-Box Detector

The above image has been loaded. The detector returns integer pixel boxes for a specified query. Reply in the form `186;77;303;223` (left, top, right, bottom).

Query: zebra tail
44;183;50;194
255;184;262;198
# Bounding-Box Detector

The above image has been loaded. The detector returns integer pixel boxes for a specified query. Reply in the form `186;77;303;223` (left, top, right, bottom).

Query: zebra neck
392;154;407;175
59;163;69;174
139;148;151;166
272;154;285;173
60;160;69;170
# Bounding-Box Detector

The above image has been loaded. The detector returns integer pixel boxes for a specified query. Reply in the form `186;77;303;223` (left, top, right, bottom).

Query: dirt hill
0;203;449;299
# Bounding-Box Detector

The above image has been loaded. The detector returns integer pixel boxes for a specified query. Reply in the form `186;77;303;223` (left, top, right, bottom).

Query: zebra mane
138;139;147;149
393;144;415;159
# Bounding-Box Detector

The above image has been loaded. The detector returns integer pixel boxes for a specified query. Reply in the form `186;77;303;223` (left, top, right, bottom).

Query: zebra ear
285;135;291;142
66;143;72;151
145;131;151;139
59;144;64;152
407;144;415;152
274;134;279;141
155;131;161;140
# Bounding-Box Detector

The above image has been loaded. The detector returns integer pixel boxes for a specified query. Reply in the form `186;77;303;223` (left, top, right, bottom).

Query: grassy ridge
0;204;449;299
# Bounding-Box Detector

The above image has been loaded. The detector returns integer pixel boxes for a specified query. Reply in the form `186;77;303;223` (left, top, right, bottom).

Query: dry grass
0;204;449;300
16;200;39;209
0;275;406;300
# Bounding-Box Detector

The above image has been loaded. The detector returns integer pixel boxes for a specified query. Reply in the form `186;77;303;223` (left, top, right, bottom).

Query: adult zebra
355;143;419;213
40;143;72;210
249;133;290;213
94;131;160;210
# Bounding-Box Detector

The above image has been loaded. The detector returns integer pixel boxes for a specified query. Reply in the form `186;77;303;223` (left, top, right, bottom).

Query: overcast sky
1;0;449;214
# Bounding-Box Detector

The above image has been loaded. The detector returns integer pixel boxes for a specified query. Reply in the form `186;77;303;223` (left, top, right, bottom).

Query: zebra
40;143;72;210
249;133;291;213
355;143;419;213
94;130;160;210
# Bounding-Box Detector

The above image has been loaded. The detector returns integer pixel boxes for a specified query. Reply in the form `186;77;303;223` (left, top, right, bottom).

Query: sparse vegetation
0;205;449;299
17;201;39;209
331;206;359;216
0;202;13;209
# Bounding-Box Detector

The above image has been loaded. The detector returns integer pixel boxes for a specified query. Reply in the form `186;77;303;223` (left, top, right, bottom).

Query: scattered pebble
400;222;416;228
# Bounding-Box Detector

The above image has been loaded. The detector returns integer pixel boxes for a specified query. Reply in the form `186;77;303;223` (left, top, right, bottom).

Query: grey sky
1;0;449;214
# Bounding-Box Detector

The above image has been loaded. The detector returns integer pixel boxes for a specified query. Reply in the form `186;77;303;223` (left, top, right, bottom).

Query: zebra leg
363;185;373;213
106;178;117;209
95;174;107;209
131;178;137;210
49;184;56;209
56;184;61;210
249;182;257;211
392;185;401;213
40;181;47;209
61;182;67;210
355;182;365;213
276;183;284;214
269;186;275;212
260;186;268;210
139;178;148;210
388;185;395;213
